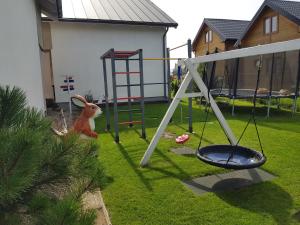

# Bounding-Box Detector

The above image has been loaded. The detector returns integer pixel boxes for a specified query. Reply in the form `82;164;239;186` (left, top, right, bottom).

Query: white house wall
50;22;166;103
0;0;45;110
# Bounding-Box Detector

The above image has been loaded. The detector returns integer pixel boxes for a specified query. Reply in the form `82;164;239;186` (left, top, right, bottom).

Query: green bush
170;77;180;97
0;86;106;225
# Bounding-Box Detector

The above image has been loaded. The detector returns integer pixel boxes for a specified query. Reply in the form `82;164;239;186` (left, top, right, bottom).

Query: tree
0;85;106;225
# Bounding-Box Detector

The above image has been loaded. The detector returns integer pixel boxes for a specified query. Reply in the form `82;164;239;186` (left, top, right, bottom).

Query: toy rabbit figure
71;95;102;138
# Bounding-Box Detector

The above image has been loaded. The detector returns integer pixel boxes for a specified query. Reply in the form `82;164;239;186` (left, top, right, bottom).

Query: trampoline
202;51;300;116
196;145;266;170
210;88;297;99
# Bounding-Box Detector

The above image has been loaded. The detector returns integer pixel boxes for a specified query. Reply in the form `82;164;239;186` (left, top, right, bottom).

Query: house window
264;16;278;34
271;16;278;32
264;17;271;34
205;32;209;43
205;30;213;43
209;30;213;42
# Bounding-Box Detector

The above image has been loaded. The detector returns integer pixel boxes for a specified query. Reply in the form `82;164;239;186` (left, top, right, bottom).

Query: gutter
162;27;169;99
56;0;63;18
42;17;178;28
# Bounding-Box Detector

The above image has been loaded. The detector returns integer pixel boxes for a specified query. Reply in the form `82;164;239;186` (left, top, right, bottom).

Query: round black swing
197;57;267;170
196;145;266;170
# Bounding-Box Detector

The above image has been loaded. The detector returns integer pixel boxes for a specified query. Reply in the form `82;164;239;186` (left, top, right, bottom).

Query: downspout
56;0;63;18
162;27;169;100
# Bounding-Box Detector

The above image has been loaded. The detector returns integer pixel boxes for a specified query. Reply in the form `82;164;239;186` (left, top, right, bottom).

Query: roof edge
42;17;178;28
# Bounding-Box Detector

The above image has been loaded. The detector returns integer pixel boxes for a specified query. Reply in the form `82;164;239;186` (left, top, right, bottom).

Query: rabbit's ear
71;95;87;108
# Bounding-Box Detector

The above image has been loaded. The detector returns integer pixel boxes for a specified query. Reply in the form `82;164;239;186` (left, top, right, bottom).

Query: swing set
140;39;300;169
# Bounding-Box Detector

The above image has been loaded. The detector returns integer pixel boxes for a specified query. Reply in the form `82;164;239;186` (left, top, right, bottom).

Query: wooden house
236;0;300;48
192;19;250;56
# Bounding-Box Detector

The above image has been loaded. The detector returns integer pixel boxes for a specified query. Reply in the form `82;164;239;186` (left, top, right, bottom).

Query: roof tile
192;18;250;49
60;0;177;27
205;19;250;40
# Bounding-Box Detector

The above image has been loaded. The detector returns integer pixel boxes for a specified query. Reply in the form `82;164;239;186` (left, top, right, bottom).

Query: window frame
264;17;271;34
205;32;209;43
271;15;278;33
205;30;213;43
209;30;213;42
264;15;279;35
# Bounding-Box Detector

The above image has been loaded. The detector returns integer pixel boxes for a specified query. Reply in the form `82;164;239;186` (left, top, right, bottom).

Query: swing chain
197;61;215;151
235;55;264;155
197;56;265;159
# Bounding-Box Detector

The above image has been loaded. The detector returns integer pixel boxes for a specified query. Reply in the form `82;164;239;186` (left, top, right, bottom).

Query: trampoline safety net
200;50;300;100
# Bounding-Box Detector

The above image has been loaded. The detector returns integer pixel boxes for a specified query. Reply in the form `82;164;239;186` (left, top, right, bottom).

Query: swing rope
197;56;265;160
197;61;215;151
234;56;264;155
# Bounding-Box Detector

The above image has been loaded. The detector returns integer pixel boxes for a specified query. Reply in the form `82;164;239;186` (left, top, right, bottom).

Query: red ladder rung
114;51;137;54
113;51;138;58
114;72;140;75
119;121;142;125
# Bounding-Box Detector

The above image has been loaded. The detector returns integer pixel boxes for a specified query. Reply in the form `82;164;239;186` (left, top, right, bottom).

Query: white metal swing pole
140;59;238;167
184;60;238;146
140;39;300;166
140;73;192;166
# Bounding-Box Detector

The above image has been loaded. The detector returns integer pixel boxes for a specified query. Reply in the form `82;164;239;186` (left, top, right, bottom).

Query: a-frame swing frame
140;39;300;167
140;60;238;166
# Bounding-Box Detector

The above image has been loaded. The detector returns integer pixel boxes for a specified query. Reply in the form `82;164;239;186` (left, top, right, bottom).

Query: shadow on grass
258;115;300;134
129;134;194;181
108;129;193;188
216;103;300;135
217;99;296;117
147;148;193;181
116;142;153;191
107;131;153;191
293;211;300;222
215;181;293;225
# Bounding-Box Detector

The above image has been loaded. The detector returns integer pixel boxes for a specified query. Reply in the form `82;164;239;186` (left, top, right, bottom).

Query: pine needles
0;85;106;225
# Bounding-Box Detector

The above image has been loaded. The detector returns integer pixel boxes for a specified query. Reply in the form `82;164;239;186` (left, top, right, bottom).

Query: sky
150;0;266;67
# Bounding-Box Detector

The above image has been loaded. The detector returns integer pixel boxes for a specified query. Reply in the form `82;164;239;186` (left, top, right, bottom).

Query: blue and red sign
60;76;75;92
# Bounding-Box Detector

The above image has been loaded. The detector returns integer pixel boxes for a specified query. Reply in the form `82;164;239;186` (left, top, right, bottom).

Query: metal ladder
101;49;146;143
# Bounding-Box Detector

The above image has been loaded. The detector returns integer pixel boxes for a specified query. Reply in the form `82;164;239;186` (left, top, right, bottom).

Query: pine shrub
0;86;106;225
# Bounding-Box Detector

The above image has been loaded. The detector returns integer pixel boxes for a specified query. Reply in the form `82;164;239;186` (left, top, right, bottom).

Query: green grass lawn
95;99;300;225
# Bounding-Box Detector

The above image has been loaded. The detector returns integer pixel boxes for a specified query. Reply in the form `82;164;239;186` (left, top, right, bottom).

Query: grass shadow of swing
108;129;192;188
147;148;194;181
215;181;293;225
129;133;194;181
